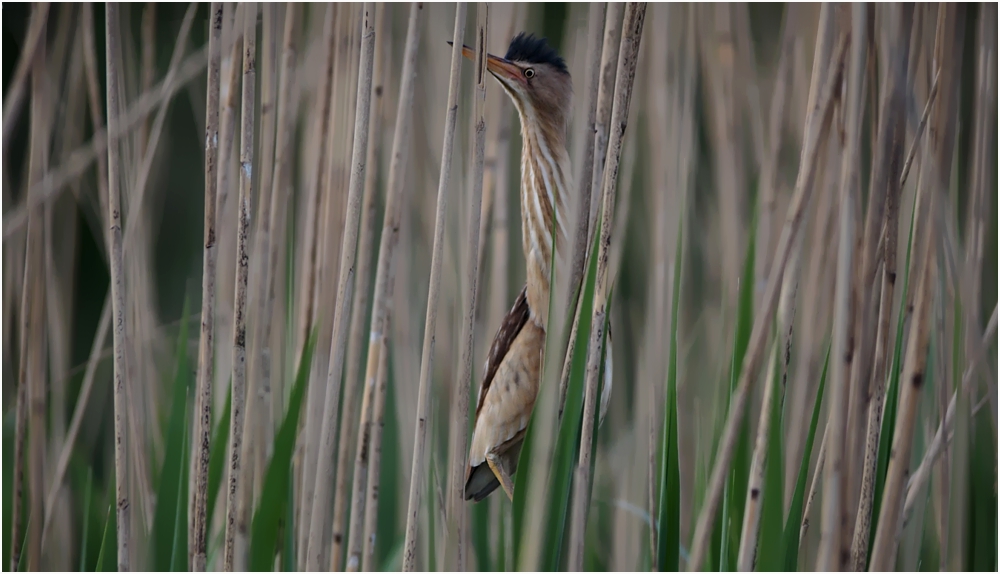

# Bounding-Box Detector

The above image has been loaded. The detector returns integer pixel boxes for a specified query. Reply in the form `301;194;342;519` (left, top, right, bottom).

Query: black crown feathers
504;32;568;75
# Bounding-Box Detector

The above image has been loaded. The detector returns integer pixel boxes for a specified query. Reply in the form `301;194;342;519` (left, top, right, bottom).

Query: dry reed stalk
291;4;333;564
848;5;913;568
81;3;110;230
567;5;646;571
20;24;50;571
222;4;257;570
303;2;377;569
868;6;963;568
103;4;132;569
737;245;801;570
298;6;344;565
242;5;278;512
401;4;466;571
686;13;848;569
10;228;31;568
701;3;746;305
757;9;795;288
139;4;156;155
262;2;304;564
817;8;865;570
444;4;487;570
559;1;623;419
556;4;605;415
357;5;423;570
1;2;49;152
331;5;391;568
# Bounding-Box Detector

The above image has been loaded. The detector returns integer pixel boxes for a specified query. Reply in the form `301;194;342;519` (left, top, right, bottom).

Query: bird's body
459;33;612;503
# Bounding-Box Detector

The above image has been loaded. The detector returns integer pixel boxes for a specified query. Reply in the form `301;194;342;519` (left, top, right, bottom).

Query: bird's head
451;32;572;129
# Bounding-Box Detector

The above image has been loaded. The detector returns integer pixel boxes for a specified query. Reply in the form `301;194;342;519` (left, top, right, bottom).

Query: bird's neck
516;113;571;329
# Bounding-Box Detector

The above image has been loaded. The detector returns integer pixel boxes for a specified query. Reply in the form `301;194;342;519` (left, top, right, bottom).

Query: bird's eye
524;68;535;78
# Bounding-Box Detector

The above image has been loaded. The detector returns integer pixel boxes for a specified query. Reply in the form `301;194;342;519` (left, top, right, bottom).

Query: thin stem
559;1;623;420
402;4;466;571
222;5;256;570
818;8;865;570
358;4;423;570
569;4;647;571
303;2;377;569
104;4;131;570
850;5;913;568
332;4;390;569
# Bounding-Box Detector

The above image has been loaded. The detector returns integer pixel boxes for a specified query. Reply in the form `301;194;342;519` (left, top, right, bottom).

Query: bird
455;32;613;503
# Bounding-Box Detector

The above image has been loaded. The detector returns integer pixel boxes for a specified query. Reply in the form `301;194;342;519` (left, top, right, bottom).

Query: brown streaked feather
474;285;530;418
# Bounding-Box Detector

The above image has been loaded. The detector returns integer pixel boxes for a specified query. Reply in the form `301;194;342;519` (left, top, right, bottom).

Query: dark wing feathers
475;285;531;418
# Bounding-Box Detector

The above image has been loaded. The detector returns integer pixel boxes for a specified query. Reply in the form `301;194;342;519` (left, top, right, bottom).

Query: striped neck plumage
514;102;571;326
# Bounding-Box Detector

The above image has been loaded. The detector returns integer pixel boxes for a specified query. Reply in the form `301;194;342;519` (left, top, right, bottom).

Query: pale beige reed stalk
402;4;467;571
304;2;377;569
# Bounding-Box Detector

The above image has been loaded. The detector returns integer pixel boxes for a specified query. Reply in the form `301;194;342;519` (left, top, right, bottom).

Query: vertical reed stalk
103;4;131;570
236;7;298;569
402;4;466;571
243;4;277;513
817;7;865;570
19;21;49;571
447;5;487;571
568;6;646;571
737;245;801;572
357;5;423;570
297;6;340;565
849;5;912;568
869;6;963;568
223;5;257;570
559;1;623;419
304;3;377;569
81;3;110;228
296;4;336;377
332;5;391;568
686;14;847;569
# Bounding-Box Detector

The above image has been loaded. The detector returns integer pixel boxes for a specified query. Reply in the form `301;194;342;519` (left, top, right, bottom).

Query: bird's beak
447;41;523;85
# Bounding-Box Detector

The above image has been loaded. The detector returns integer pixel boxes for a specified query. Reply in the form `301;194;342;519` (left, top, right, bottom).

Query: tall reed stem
402;4;466;571
568;5;646;570
104;4;132;570
304;3;377;569
223;5;257;570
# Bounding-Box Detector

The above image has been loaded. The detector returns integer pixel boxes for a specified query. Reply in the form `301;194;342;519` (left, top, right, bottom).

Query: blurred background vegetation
2;2;996;571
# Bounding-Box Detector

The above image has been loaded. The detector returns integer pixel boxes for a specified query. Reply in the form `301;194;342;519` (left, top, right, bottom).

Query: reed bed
1;3;996;572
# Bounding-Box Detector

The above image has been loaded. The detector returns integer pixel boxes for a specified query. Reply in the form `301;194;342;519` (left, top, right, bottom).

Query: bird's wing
475;285;531;419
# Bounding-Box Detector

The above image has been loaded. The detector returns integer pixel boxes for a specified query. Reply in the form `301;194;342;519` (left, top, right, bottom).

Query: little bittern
459;33;613;503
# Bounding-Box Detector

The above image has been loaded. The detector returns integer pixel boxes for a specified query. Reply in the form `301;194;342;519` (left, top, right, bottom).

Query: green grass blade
170;394;193;571
96;504;115;572
539;219;602;570
782;342;829;571
151;294;193;570
756;320;787;572
248;328;317;571
656;220;683;572
80;468;94;571
720;219;756;570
